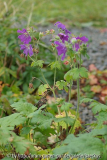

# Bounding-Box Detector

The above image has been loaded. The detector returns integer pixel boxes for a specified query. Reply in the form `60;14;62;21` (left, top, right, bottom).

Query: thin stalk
53;89;60;115
54;67;56;87
69;54;81;133
69;77;80;133
69;80;72;102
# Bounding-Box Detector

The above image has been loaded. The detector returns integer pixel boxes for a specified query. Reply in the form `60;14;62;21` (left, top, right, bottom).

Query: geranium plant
0;22;107;160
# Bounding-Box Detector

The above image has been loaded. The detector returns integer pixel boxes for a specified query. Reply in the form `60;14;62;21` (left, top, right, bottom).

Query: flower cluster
17;22;88;60
54;22;88;60
17;29;33;56
54;22;71;60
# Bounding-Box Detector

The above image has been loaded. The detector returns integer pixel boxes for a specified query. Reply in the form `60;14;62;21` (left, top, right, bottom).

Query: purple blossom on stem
72;36;88;51
58;33;69;43
17;29;31;44
20;44;33;56
54;41;67;61
54;22;71;35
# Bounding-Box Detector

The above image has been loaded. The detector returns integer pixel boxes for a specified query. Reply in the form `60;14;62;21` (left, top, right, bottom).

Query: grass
0;0;107;27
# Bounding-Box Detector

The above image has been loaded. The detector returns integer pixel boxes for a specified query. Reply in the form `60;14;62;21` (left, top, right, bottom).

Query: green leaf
11;102;37;116
31;111;54;129
49;61;61;70
89;101;107;114
95;112;107;128
79;67;88;78
2;158;14;160
53;132;103;156
0;128;11;145
64;67;88;81
56;80;67;90
34;132;47;144
80;98;94;103
11;133;35;154
61;102;73;111
31;60;44;68
64;70;73;82
21;126;31;135
38;84;49;95
54;117;75;128
0;113;26;129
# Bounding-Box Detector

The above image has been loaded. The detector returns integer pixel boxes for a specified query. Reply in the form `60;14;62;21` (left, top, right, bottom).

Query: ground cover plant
0;22;107;160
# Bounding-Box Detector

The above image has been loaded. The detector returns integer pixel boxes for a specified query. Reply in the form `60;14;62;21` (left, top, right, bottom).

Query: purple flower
20;44;33;56
54;22;71;35
17;29;31;44
54;41;67;60
72;36;88;51
58;33;69;43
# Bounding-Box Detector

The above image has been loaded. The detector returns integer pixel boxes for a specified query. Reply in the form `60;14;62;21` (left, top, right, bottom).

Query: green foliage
11;102;37;116
38;84;49;95
31;60;44;68
89;101;107;115
49;61;61;70
31;110;54;129
64;67;88;82
61;102;73;112
0;113;26;130
64;70;73;82
53;126;107;157
56;80;68;92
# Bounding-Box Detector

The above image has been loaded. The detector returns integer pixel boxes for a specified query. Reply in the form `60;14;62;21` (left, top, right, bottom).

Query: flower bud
50;29;55;34
29;83;33;88
20;53;24;58
73;58;76;63
64;61;69;65
39;32;44;38
45;30;50;34
55;35;60;40
51;43;55;47
71;37;77;44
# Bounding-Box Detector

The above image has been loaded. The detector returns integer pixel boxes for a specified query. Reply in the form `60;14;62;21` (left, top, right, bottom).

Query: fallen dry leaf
91;85;102;93
100;41;107;46
46;95;55;104
89;74;98;85
89;64;97;72
99;95;106;103
101;87;107;95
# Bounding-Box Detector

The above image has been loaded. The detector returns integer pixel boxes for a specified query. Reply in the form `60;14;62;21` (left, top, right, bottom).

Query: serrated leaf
64;70;73;82
38;84;49;95
53;132;103;156
31;60;44;68
80;98;94;103
49;61;61;70
61;102;73;111
31;111;54;129
64;67;88;81
0;113;26;129
0;128;11;145
54;112;80;131
56;80;67;90
79;67;88;78
11;134;35;154
21;126;31;135
11;102;37;116
89;101;107;114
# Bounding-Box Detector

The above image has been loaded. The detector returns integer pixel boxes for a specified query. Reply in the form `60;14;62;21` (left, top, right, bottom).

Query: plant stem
69;80;72;102
69;77;80;133
53;89;60;115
